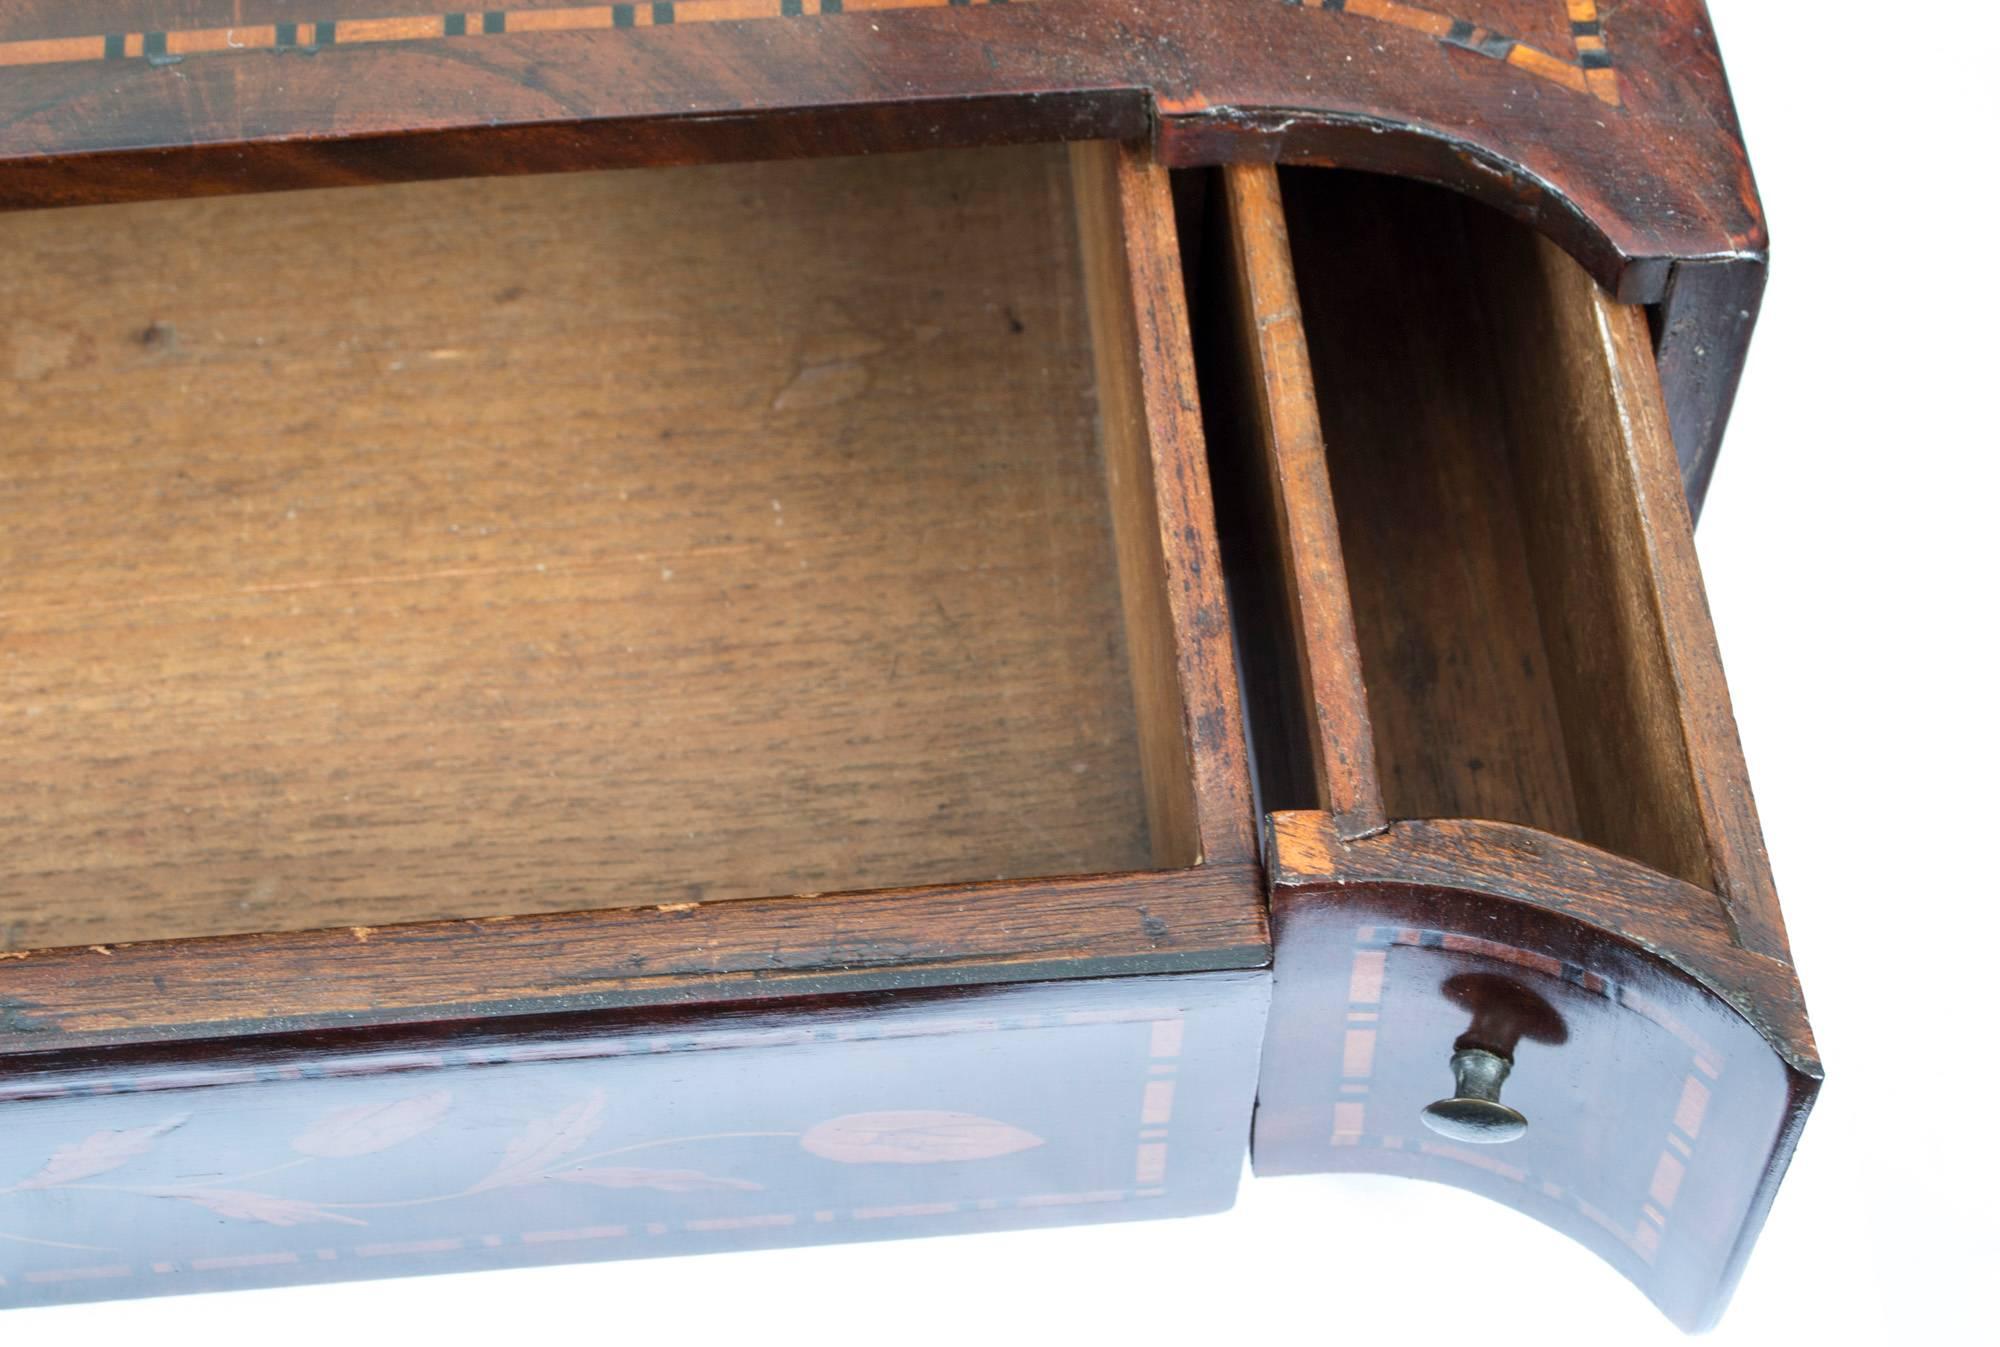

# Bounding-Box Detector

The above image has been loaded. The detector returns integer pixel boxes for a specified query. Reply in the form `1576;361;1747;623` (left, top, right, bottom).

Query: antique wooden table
0;1;1813;1329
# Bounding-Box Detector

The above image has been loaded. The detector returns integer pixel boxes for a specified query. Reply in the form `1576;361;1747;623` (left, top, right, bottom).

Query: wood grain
1070;142;1254;871
1280;168;1584;839
0;862;1268;1052
1269;169;1787;956
1471;219;1716;894
0;0;1767;292
1234;160;1805;1000
1;144;1158;950
1472;224;1789;955
1196;160;1794;937
1211;163;1383;838
0;0;1771;517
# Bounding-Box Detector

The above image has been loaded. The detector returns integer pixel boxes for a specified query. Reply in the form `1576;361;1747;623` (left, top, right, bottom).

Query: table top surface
0;1;1759;289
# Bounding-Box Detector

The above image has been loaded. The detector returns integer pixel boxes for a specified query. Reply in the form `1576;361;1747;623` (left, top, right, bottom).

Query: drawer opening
1;143;1230;952
1195;163;1722;893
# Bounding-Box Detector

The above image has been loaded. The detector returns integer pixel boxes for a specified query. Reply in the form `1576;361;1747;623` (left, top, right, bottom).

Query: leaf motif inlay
292;1091;452;1159
15;1115;190;1190
469;1091;609;1192
164;1188;368;1228
800;1111;1044;1165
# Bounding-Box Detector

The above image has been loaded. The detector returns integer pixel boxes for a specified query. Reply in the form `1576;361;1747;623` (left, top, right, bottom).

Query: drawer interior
1;144;1200;951
1195;165;1722;894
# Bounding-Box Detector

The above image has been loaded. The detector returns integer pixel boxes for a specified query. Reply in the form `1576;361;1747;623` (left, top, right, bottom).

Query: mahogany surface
0;0;1764;508
1254;818;1813;1332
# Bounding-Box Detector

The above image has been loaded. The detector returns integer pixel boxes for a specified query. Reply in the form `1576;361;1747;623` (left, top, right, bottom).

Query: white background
18;2;1994;1342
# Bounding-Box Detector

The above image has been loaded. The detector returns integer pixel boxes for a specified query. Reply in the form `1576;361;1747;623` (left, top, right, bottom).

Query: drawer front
1184;160;1817;1330
1252;821;1811;1331
0;970;1265;1307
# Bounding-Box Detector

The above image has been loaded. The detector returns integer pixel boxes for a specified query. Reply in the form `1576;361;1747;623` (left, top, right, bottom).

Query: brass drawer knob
1422;1048;1528;1144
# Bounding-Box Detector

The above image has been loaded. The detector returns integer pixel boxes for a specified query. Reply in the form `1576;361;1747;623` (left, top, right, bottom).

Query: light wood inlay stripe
1300;0;1619;105
0;0;1021;69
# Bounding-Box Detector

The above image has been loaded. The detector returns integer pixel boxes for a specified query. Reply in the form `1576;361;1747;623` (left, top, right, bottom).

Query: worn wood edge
0;863;1270;1056
0;93;1736;300
1216;162;1385;840
0;967;1275;1100
4;93;1767;316
1156;103;1765;305
1071;140;1255;869
1265;812;1817;1077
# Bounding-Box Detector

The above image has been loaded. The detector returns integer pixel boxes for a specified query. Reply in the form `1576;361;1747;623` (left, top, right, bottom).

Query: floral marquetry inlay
1;988;1274;1307
0;1092;1051;1241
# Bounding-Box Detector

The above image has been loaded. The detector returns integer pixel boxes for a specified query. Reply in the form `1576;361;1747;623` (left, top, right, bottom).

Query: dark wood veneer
0;0;1764;507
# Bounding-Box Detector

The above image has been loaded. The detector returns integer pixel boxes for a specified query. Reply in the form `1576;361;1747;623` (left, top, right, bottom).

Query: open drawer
1191;165;1819;1330
1;140;1256;948
0;142;1268;1304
